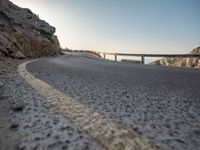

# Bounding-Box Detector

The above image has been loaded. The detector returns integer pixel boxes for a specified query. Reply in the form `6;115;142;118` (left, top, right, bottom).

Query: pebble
11;101;25;111
10;123;19;130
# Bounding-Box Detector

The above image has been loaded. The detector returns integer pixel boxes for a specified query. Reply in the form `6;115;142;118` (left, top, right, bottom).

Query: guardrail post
114;54;117;61
141;56;145;64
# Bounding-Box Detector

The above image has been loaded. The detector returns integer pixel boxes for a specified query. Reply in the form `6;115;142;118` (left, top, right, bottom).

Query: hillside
0;0;61;58
152;47;200;68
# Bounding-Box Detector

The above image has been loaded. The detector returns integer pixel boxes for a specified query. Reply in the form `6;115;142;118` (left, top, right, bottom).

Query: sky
10;0;200;54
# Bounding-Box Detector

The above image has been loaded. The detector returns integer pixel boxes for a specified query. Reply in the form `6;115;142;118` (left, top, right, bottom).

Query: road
26;53;200;150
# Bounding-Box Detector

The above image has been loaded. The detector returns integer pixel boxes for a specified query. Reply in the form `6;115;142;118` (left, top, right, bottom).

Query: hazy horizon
10;0;200;54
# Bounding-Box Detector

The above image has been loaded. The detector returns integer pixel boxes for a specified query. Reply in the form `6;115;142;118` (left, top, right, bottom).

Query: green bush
36;29;54;44
0;11;12;22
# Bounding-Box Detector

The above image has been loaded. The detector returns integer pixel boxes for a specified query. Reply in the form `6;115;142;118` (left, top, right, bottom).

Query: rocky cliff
152;47;200;68
0;0;61;58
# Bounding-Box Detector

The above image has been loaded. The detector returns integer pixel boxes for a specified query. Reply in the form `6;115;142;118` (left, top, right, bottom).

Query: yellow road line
18;60;164;150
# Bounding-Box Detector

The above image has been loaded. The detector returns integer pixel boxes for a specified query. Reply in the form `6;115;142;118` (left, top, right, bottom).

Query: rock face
152;47;200;68
0;0;61;58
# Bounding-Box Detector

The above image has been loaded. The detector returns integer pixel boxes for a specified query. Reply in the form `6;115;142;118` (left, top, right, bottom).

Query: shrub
0;11;12;22
36;29;54;44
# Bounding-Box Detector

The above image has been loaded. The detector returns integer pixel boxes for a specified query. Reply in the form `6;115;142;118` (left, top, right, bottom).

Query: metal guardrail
64;50;101;58
98;52;200;64
64;49;200;64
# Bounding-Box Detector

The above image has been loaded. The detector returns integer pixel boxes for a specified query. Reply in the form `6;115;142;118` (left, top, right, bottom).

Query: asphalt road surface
26;53;200;150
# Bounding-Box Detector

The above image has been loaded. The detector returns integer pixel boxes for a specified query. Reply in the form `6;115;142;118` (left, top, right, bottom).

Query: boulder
11;51;25;59
197;60;200;68
152;47;200;68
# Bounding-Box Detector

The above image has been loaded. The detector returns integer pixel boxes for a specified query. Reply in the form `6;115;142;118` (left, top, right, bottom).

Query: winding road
24;53;200;150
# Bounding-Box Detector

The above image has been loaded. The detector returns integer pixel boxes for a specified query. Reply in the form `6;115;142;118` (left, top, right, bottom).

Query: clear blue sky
11;0;200;54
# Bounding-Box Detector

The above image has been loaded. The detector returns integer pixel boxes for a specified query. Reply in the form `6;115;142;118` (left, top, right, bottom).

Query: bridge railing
64;49;200;64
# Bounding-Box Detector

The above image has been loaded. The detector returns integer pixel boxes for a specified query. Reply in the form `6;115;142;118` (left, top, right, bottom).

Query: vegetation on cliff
0;0;61;58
